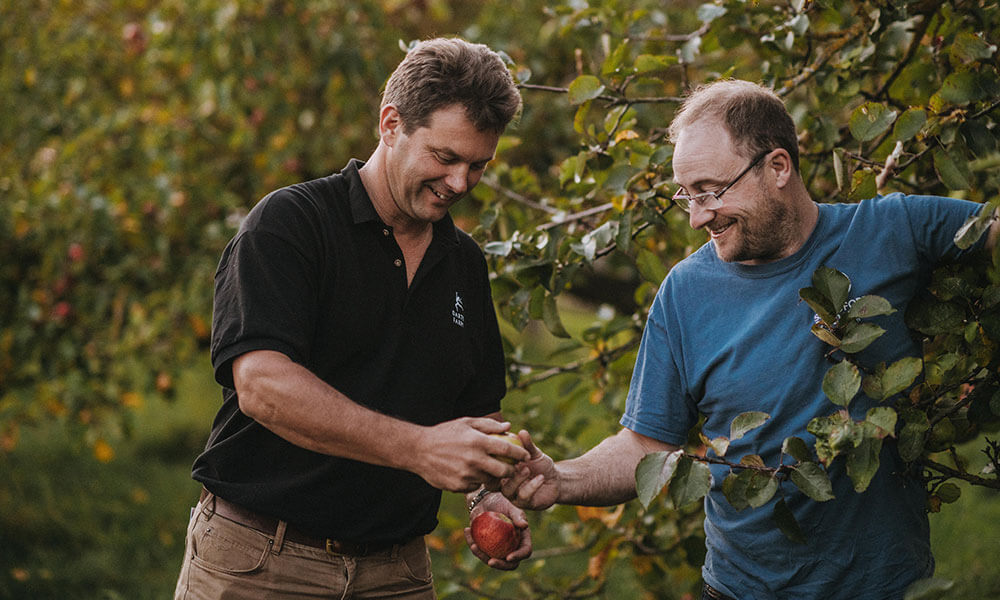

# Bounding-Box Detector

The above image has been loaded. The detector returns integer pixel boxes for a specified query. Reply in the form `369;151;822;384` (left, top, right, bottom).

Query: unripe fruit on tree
926;418;956;452
470;511;520;559
489;432;524;464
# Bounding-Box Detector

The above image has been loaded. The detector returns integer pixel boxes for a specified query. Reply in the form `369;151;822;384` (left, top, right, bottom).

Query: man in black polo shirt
174;38;530;599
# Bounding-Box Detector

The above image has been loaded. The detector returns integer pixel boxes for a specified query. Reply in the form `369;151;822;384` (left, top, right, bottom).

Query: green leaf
800;286;837;325
832;148;847;191
822;360;862;407
773;498;808;544
905;296;966;335
635;450;682;509
846;436;882;492
839;322;885;353
879;357;922;399
950;32;997;62
936;482;961;504
938;69;987;105
810;323;842;347
811;267;851;313
722;470;752;511
541;293;571;338
892;108;927;142
484;240;513;256
898;409;931;462
730;411;770;440
849;102;898;142
954;208;994;250
669;456;712;508
903;577;954;600
700;433;730;457
933;147;971;190
696;4;727;22
849;169;878;202
845;295;895;320
635;248;668;284
634;54;676;74
865;406;897;436
782;436;813;463
602;40;631;76
745;471;779;508
790;462;835;502
567;75;605;105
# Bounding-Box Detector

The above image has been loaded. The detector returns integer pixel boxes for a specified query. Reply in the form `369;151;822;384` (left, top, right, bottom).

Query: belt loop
199;489;217;521
272;519;288;555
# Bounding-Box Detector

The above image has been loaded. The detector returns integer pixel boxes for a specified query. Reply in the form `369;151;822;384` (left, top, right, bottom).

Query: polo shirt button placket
393;258;402;267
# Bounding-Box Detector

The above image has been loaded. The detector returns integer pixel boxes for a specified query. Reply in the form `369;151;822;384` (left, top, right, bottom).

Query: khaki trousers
174;495;435;599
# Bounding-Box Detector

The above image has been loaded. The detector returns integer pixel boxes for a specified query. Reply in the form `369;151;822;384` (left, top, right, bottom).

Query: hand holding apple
488;431;525;465
464;491;532;570
470;510;521;559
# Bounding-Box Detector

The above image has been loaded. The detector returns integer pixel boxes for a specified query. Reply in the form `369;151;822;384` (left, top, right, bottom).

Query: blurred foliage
2;0;1000;598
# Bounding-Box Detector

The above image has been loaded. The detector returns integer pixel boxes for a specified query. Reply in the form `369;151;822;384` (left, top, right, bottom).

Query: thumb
516;430;542;459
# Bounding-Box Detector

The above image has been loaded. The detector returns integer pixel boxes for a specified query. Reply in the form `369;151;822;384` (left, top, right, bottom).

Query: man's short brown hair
382;38;522;135
668;79;800;171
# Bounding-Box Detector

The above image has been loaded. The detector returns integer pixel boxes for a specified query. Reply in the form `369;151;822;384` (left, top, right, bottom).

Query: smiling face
379;104;500;229
672;121;798;264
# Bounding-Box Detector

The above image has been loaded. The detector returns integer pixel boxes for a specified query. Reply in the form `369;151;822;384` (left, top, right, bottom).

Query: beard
714;184;798;264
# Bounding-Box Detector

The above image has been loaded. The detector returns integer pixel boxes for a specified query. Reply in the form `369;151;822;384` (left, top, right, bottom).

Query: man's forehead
672;122;738;182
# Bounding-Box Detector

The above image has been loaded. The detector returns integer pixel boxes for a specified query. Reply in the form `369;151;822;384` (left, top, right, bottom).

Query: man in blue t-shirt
501;80;998;599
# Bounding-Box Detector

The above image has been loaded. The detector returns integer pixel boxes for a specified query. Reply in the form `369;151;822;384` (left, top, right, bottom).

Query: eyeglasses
672;150;771;213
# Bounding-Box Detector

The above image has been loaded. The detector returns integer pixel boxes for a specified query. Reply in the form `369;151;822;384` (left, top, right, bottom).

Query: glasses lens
673;193;691;212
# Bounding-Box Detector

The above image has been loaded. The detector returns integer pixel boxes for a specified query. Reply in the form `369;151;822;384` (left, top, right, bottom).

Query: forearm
233;350;422;471
556;429;678;506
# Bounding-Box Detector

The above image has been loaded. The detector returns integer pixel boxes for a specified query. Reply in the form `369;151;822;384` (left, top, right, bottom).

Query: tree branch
920;457;1000;489
776;22;866;97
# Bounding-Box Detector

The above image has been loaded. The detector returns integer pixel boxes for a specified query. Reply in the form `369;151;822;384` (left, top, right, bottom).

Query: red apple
470;511;520;559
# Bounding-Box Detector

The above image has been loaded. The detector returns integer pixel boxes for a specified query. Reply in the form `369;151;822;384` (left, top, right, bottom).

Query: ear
378;104;403;146
768;148;794;189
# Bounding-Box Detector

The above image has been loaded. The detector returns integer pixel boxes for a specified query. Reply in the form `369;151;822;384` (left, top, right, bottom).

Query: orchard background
2;0;999;598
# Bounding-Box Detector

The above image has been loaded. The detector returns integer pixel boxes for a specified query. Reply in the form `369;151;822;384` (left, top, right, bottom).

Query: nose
687;202;715;230
444;164;470;196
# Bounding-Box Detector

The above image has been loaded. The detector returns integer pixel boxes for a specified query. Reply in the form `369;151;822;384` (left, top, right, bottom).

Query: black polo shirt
192;159;506;543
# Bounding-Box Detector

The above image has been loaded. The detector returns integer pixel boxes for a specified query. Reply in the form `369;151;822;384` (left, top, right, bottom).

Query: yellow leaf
121;392;143;408
94;439;115;463
588;545;611;579
575;504;624;527
425;533;446;551
615;129;639;142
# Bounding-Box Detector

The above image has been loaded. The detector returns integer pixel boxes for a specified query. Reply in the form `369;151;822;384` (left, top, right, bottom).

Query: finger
517;429;543;459
499;465;533;498
514;474;547;507
510;526;532;561
467;417;511;435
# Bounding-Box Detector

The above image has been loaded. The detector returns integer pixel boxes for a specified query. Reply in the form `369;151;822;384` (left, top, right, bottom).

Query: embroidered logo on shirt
452;292;465;327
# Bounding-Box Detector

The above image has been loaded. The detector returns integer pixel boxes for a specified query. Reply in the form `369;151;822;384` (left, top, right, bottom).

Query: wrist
467;487;491;513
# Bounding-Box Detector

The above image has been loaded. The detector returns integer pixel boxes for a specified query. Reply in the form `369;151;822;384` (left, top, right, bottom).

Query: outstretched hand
500;430;560;511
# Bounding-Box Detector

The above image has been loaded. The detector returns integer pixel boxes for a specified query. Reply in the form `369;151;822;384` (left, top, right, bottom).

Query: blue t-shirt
621;194;985;599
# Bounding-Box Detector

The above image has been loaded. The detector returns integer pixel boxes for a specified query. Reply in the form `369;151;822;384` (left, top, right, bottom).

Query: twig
919;457;1000;489
518;83;683;106
537;202;615;231
509;336;640;391
480;176;560;214
776;22;865;97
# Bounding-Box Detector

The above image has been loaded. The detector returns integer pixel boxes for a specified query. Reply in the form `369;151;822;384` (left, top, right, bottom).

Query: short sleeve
210;227;321;389
620;288;698;446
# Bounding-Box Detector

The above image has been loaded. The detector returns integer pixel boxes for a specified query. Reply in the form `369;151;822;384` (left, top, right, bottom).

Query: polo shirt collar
342;158;460;248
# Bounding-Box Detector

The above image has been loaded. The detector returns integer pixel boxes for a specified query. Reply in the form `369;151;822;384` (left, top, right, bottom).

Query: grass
1;358;998;599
